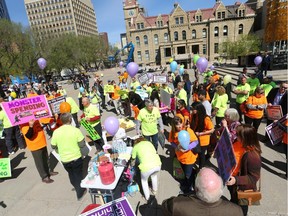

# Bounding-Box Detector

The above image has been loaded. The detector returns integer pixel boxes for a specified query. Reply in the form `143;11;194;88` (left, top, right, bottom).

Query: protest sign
104;85;114;94
265;114;287;145
0;158;11;178
153;75;167;84
266;105;283;121
1;95;52;126
47;96;66;114
135;89;148;101
214;128;236;183
80;119;101;141
138;73;149;85
160;89;171;107
80;197;135;216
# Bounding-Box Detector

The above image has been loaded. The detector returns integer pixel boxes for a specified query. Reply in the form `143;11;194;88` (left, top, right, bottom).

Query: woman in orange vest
244;86;267;131
176;99;190;128
169;116;199;193
111;80;121;115
190;102;214;168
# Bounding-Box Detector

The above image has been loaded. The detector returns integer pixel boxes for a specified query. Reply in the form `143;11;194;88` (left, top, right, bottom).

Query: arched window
182;30;186;40
154;34;158;45
174;31;178;41
223;25;228;36
214;27;219;37
164;33;168;42
202;28;207;38
238;24;243;34
192;30;196;39
136;36;140;46
144;35;148;45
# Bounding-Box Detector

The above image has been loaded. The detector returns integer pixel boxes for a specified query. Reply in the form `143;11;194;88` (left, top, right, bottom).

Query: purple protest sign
1;95;52;126
80;197;135;216
214;127;237;183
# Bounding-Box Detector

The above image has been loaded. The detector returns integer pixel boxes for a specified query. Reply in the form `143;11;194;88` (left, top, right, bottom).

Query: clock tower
123;0;139;42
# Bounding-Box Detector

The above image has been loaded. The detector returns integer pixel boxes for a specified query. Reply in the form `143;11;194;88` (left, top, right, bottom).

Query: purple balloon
104;116;119;136
210;65;215;70
126;62;139;78
37;58;47;70
196;57;208;73
254;56;262;66
119;61;124;67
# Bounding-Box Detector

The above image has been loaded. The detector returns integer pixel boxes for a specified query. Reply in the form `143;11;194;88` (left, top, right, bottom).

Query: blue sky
6;0;245;45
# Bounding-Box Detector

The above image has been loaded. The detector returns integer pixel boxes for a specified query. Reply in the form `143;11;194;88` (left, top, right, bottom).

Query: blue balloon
79;87;84;93
170;61;178;72
178;130;190;150
179;67;184;75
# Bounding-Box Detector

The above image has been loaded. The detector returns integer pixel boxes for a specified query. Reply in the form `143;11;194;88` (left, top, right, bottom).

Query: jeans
179;162;195;193
63;157;85;199
144;133;158;151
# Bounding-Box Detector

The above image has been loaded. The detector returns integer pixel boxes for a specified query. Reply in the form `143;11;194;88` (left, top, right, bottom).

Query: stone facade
123;0;255;68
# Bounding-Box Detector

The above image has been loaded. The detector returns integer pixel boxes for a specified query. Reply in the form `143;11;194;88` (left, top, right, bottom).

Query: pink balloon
196;57;208;73
126;62;139;78
104;116;119;136
37;58;47;70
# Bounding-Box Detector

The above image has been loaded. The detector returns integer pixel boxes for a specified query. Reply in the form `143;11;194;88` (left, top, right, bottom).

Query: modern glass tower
0;0;10;20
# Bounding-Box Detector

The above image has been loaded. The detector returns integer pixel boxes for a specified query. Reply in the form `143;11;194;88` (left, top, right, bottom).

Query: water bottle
92;162;99;175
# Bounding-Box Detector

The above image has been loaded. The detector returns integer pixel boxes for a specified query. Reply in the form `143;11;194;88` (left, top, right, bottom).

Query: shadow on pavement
138;196;162;216
261;156;287;180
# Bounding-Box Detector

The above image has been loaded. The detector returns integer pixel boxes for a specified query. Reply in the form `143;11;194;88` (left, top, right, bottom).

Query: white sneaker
8;151;15;155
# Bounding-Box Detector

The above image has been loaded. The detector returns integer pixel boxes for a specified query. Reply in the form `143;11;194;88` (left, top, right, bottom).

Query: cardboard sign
47;96;66;114
153;75;167;84
0;158;12;178
104;85;114;94
138;73;149;85
80;197;135;216
266;105;283;121
1;95;52;126
265;114;287;145
80;119;101;141
214;128;236;183
160;89;171;107
135;89;148;101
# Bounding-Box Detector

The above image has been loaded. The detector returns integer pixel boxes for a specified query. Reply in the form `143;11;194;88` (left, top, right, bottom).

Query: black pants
235;102;243;123
72;112;80;128
244;116;262;132
31;147;50;179
63;157;85;199
216;116;224;126
93;123;104;151
199;145;209;169
100;94;106;109
4;126;26;153
121;98;131;117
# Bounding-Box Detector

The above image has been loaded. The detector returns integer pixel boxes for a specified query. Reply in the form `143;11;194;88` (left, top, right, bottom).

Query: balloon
223;75;232;85
196;57;208;73
254;56;262;66
193;55;200;64
104;116;120;136
148;73;153;79
169;58;174;63
178;130;190;150
37;58;47;70
170;61;178;72
179;67;184;75
119;61;124;67
79;87;84;93
59;102;71;113
10;92;17;98
126;62;139;78
210;65;215;70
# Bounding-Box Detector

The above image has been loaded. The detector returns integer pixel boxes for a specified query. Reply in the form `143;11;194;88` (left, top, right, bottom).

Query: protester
162;167;243;216
175;82;187;105
51;113;87;201
131;137;162;202
56;85;67;96
261;51;271;77
211;85;228;125
66;96;80;128
198;89;212;117
176;99;190;127
247;71;260;96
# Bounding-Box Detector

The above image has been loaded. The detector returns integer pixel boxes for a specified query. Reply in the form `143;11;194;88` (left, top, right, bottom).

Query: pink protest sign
1;95;52;126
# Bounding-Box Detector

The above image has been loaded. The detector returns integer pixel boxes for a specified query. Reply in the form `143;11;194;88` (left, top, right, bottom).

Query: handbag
237;189;262;206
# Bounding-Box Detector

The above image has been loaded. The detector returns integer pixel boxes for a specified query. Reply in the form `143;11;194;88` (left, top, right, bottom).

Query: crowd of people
0;65;287;215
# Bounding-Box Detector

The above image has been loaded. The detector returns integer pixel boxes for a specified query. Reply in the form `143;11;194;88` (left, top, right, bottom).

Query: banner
160;89;171;107
138;73;149;85
266;105;283;121
80;197;135;216
0;158;11;178
1;95;52;126
48;96;66;114
104;85;114;94
265;114;287;145
214;128;236;183
153;75;167;84
80;119;101;141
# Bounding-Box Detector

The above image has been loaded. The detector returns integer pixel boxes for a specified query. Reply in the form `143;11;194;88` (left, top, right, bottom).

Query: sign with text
80;119;101;141
160;89;171;107
0;158;12;178
48;96;66;114
214;128;236;183
135;89;148;101
80;197;135;216
1;95;52;126
265;114;287;145
153;75;167;84
266;105;283;121
138;73;149;85
104;85;114;94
